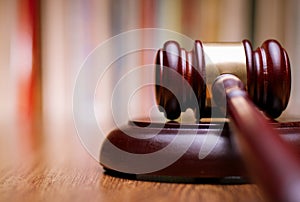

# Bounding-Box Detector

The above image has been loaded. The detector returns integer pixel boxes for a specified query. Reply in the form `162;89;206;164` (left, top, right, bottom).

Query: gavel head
155;39;291;120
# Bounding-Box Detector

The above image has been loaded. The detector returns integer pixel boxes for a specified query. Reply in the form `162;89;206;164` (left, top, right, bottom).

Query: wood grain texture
0;121;265;202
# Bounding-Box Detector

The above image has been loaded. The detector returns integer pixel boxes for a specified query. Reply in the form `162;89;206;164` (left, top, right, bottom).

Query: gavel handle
212;74;300;202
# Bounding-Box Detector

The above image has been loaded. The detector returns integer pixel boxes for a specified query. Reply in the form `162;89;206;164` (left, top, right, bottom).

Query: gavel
156;39;290;120
155;40;300;202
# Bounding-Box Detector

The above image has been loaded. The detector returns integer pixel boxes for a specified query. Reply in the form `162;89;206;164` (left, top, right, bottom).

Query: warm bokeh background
0;0;300;145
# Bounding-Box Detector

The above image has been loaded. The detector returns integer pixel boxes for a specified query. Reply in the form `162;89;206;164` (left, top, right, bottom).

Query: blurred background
0;0;300;152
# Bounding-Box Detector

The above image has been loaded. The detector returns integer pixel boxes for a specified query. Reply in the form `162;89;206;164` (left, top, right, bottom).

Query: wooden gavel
155;40;300;202
156;40;291;120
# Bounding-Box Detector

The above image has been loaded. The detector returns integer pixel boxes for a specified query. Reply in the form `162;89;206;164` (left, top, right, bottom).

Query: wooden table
0;120;265;202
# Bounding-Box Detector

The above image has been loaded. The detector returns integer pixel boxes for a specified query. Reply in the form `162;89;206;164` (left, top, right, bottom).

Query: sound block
100;120;300;183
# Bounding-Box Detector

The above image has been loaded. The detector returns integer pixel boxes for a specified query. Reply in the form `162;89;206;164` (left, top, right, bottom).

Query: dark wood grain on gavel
156;39;291;119
155;39;300;202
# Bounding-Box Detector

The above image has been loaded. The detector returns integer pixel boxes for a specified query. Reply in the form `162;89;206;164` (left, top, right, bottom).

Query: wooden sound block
100;120;300;183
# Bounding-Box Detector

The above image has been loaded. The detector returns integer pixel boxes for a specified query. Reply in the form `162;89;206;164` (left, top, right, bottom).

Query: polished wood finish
0;121;266;202
156;39;291;119
212;74;300;202
155;41;205;119
243;40;291;118
151;39;300;202
101;120;300;179
99;39;299;202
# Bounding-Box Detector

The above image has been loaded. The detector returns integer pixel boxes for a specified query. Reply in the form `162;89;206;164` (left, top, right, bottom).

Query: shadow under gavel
156;40;300;202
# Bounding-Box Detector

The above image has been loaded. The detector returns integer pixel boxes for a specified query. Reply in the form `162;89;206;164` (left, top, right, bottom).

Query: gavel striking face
155;39;291;120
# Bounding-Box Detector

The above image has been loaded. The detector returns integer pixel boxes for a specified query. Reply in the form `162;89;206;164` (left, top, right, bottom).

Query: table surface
0;119;266;202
